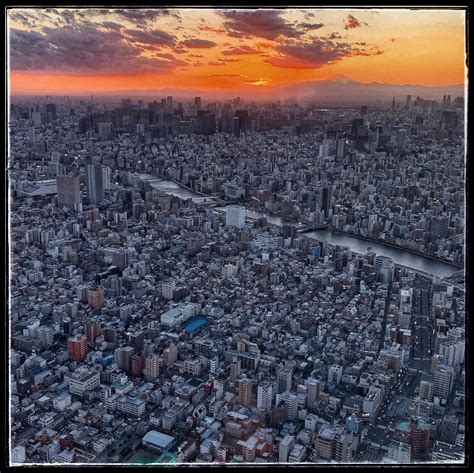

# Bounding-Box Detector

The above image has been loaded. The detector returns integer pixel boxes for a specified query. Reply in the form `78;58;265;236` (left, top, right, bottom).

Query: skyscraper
56;175;81;208
86;164;105;205
195;96;202;110
318;186;333;216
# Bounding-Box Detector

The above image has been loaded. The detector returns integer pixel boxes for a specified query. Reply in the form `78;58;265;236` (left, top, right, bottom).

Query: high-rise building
278;434;295;462
226;206;246;229
257;382;274;413
87;287;105;310
276;365;293;394
85;320;102;345
439;415;459;445
237;378;255;407
86;164;105;205
144;354;160;382
56;175;81;208
67;335;88;361
195;96;202;110
307;378;320;409
318;186;333;216
433;364;455;401
162;281;176;300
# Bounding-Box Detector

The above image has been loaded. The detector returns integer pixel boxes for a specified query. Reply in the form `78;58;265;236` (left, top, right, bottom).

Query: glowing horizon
8;8;467;96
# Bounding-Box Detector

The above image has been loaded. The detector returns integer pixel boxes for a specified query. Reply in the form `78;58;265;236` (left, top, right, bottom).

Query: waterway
304;229;460;278
138;177;461;279
138;174;219;204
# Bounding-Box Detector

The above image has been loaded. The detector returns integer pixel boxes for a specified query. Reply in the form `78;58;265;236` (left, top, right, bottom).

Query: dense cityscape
8;91;466;465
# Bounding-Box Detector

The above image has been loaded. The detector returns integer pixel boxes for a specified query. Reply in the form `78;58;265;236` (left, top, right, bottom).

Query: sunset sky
7;8;467;95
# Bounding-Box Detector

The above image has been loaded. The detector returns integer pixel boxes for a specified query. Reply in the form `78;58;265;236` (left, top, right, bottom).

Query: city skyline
8;8;466;96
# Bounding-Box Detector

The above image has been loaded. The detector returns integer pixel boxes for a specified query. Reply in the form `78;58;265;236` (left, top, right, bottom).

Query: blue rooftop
184;316;210;334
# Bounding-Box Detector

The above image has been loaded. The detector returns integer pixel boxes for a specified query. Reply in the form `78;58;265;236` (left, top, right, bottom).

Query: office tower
128;331;144;354
162;281;176;300
257;383;273;413
318;186;333;215
98;122;112;138
433;364;455;401
406;95;411;109
230;357;241;380
56;175;81;208
131;354;144;377
336;138;346;159
85;320;102;345
392;97;396;110
237;378;254;407
32;111;42;127
226;206;246;229
409;419;430;460
36;326;54;349
102;166;111;190
276;365;293;394
112;249;129;271
144;354;160;382
419;380;434;401
307;378;321;408
195;96;201;110
87;287;104;310
361;105;368;116
86;164;105;205
399;288;413;329
45;103;57;122
163;342;177;368
439;415;459;445
67;335;88;361
121;346;135;374
279;434;295;462
276;392;298;421
28;127;36;142
166;96;173;108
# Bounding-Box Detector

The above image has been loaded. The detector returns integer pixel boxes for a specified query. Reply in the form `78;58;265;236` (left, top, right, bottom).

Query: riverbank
326;230;464;269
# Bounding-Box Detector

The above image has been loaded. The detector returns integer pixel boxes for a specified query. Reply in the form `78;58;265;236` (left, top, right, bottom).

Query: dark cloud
296;22;325;31
181;39;217;48
327;32;343;40
221;45;260;55
218;10;303;40
264;38;382;69
101;21;123;31
9;25;186;75
115;8;174;25
199;25;226;34
343;14;368;30
9;11;39;28
124;28;176;46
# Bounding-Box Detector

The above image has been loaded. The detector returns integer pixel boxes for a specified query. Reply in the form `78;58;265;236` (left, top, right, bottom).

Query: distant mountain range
271;74;464;102
13;74;464;103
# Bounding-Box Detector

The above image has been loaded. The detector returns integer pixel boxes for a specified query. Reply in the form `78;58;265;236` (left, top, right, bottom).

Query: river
138;177;461;279
304;229;460;278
